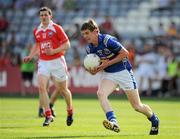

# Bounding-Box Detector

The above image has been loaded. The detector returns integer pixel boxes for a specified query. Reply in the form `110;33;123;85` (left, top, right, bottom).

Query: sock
39;107;44;116
148;113;159;126
39;107;43;111
45;109;52;118
49;103;54;109
67;108;73;116
106;111;117;123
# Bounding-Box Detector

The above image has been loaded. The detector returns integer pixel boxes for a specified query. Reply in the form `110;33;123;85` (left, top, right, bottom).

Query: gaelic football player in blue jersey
81;19;159;135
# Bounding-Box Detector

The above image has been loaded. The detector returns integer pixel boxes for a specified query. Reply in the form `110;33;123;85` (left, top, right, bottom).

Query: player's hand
84;59;109;75
23;56;32;63
97;59;109;71
45;47;55;55
88;67;98;75
84;67;98;75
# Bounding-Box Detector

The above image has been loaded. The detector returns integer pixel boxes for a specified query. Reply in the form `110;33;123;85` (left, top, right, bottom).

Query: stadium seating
0;0;180;96
2;0;179;41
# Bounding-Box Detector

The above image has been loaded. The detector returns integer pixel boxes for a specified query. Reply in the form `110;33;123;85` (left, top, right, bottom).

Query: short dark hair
81;19;99;32
39;7;52;16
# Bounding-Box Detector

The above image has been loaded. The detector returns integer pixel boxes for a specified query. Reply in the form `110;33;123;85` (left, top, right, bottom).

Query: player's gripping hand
88;67;98;75
83;66;98;75
84;59;110;75
23;56;32;63
97;59;109;71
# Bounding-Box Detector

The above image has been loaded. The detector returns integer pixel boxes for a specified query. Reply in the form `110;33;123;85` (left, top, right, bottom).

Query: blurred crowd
0;0;180;96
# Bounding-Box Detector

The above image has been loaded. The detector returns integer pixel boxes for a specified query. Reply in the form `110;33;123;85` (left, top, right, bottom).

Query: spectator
167;21;177;38
70;23;81;40
52;0;65;10
0;40;11;68
167;56;179;96
20;43;36;96
155;0;170;11
63;0;79;12
136;44;157;96
156;45;170;97
0;15;9;32
99;16;113;34
146;25;155;38
124;41;136;69
0;0;14;9
6;31;20;52
156;22;166;36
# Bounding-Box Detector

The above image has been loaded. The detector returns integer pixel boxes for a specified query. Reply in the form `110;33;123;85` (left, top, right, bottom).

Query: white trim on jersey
35;20;56;35
103;35;111;47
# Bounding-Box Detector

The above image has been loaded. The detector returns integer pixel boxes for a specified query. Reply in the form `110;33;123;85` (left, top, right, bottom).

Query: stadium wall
0;65;102;94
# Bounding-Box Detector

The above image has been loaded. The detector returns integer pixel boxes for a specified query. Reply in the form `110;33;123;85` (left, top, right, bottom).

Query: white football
83;54;100;69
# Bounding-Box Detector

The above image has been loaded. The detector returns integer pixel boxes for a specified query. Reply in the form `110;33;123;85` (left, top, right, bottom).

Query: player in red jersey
24;7;73;126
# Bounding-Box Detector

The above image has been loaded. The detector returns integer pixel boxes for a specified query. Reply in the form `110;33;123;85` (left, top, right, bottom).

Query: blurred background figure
20;43;36;96
0;14;9;32
136;44;157;96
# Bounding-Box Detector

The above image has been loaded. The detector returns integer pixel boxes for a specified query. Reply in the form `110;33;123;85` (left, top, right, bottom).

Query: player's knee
57;85;64;92
38;86;46;93
97;90;106;99
132;104;142;112
58;86;69;94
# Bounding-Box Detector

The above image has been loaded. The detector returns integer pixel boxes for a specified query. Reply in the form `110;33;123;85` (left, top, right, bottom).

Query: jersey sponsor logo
40;41;52;54
106;53;114;59
48;31;53;37
100;56;107;60
97;50;103;56
103;48;111;55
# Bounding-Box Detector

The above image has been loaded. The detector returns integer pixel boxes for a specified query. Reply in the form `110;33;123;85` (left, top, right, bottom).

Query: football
83;54;100;69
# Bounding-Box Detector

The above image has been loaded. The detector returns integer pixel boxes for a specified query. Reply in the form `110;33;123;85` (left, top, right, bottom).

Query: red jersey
33;21;68;60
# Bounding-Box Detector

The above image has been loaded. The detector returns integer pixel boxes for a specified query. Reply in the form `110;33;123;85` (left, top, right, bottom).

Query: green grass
0;96;180;139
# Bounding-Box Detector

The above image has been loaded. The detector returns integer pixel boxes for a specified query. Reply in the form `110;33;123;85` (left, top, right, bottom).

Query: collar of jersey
98;33;103;44
37;20;56;32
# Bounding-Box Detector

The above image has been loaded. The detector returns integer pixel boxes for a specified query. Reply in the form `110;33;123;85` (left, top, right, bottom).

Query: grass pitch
0;96;180;139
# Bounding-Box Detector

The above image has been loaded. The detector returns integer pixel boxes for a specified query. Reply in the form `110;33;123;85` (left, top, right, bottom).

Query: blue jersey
86;33;132;73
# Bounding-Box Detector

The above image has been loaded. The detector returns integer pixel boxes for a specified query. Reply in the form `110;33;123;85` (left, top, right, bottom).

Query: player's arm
28;43;40;58
45;25;70;55
54;40;70;53
97;38;129;71
23;43;39;63
45;40;70;55
103;47;128;67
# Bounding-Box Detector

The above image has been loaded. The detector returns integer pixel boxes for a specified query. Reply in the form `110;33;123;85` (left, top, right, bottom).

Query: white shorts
102;69;137;91
38;56;68;82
